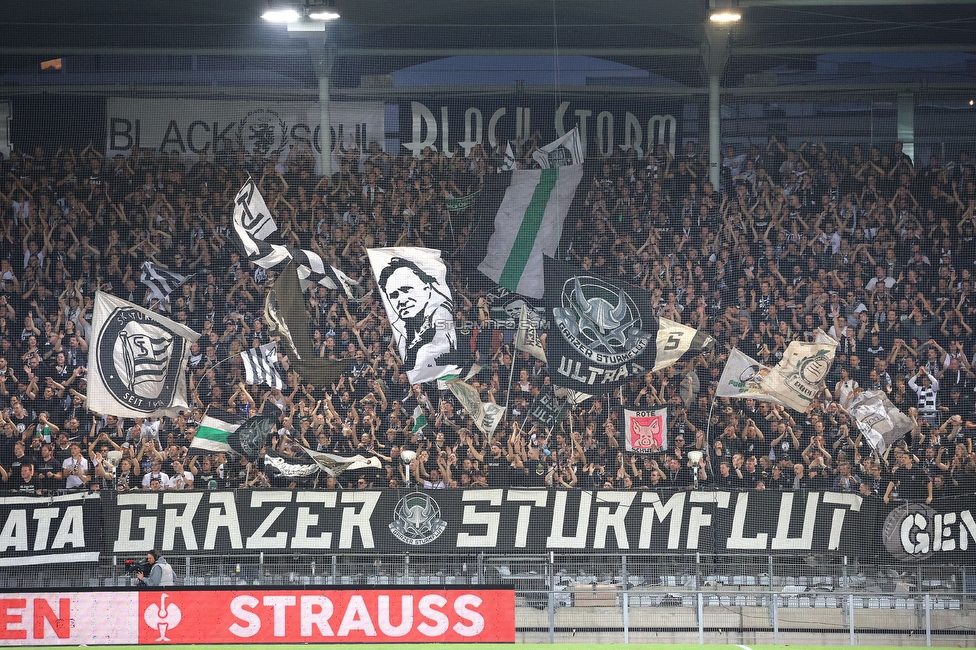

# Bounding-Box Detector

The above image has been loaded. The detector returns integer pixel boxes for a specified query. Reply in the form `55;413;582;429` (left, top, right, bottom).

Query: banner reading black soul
543;257;714;391
0;492;103;567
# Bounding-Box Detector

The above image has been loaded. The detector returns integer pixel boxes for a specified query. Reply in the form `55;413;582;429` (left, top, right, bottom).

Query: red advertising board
0;589;514;645
137;589;516;644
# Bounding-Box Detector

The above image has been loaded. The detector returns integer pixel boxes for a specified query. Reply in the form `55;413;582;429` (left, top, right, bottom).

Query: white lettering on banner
507;490;548;548
727;492;768;550
246;491;293;549
161;493;202;552
452;595;485;637
546;490;592;548
771;492;819;550
456;490;502;547
687;491;730;549
593;491;636;550
639;492;686;549
377;596;412;637
891;507;976;557
0;505;86;555
301;596;335;637
293;492;337;549
339;492;380;549
408;100;678;159
0;593;140;645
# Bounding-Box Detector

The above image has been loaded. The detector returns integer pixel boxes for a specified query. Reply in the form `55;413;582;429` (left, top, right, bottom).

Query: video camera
123;559;150;575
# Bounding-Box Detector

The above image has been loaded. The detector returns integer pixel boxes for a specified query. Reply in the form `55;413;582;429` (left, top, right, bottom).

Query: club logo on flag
95;306;186;414
553;275;648;365
629;413;664;451
389;492;447;546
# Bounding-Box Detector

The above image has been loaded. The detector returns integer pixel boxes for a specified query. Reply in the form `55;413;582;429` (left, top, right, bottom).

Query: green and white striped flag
411;405;428;436
190;413;239;454
477;160;583;299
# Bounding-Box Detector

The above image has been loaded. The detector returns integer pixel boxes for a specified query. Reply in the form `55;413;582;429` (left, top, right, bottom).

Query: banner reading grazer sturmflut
88;292;199;418
543;257;713;391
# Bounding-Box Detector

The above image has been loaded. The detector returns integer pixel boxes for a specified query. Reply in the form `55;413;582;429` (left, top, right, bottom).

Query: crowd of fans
1;132;975;503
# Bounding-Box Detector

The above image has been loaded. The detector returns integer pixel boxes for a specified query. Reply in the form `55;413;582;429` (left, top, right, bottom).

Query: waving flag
544;257;713;392
190;412;239;454
763;338;838;412
716;348;785;405
367;247;460;383
241;342;285;390
139;261;189;312
515;303;547;362
87;292;198;418
264;262;348;387
232;179;359;298
478;130;584;299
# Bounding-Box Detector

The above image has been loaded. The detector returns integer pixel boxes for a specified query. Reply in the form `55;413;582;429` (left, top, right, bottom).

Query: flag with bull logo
543;256;714;392
625;408;669;453
88;292;199;418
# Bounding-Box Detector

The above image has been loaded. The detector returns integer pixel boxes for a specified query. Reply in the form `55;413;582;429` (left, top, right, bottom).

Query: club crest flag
544;256;714;392
367;247;460;384
715;348;785;405
477;135;584;299
847;389;914;453
445;377;504;435
625;408;668;453
515;304;547;362
764;338;838;412
88;291;199;418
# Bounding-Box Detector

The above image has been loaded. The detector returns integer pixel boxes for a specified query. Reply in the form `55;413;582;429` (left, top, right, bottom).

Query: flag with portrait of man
367;247;460;384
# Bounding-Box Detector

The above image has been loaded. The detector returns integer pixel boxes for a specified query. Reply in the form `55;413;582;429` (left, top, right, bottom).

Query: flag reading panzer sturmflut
88;292;199;418
477;130;584;299
543;257;714;392
367;247;460;384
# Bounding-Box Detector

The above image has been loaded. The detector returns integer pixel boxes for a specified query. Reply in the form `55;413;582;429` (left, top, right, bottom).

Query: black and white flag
140;261;188;312
87;292;199;418
241;342;285;390
367;247;460;384
544;256;714;392
232;179;359;298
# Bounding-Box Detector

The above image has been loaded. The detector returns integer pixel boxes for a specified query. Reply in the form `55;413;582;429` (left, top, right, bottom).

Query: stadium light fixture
709;0;741;22
262;1;339;24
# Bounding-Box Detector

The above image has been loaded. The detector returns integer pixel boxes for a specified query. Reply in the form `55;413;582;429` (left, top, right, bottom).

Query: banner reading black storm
543;257;714;391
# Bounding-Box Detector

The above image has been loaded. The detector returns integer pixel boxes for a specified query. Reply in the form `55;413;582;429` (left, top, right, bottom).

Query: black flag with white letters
543;257;713;392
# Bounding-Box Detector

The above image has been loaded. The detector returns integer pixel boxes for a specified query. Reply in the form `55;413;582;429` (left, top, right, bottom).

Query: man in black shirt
14;463;41;495
884;453;932;504
34;444;61;493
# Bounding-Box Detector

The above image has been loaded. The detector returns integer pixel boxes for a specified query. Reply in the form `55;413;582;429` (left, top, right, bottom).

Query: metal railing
3;552;972;646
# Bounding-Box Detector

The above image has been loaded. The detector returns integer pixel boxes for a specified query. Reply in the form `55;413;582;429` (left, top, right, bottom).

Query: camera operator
137;549;175;587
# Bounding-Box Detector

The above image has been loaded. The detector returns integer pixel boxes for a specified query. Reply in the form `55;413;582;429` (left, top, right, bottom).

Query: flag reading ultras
136;589;516;644
544;257;714;391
